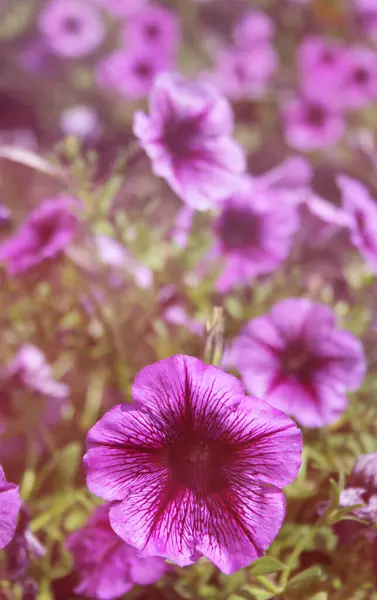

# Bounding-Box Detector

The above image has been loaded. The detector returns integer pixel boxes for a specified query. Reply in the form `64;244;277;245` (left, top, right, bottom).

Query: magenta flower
123;6;181;56
331;454;377;543
297;37;349;109
211;45;277;101
97;48;172;100
211;178;298;292
226;299;366;428
38;0;105;58
92;0;146;18
353;0;377;38
0;467;21;549
67;503;167;600
340;46;377;110
134;73;246;210
282;96;345;151
0;197;78;276
337;175;377;272
233;10;275;47
84;355;302;574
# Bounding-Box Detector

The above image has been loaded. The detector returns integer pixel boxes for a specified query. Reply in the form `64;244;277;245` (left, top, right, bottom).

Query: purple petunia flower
134;73;246;210
297;37;349;110
282;96;345;151
84;355;302;574
38;0;105;58
226;299;366;428
340;46;377;110
97;48;172;100
67;503;167;600
210;178;299;292
233;10;275;47
331;454;377;543
0;467;21;549
0;197;78;276
123;5;181;56
92;0;147;19
337;175;377;272
353;0;377;38
210;45;277;101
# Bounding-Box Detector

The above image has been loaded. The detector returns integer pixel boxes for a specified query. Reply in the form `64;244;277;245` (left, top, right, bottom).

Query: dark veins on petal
217;206;262;251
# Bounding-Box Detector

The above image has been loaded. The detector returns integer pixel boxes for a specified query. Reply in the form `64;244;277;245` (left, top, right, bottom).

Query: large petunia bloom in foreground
337;175;377;273
84;355;302;574
0;466;21;549
67;503;167;599
226;299;366;428
134;73;246;210
0;197;78;276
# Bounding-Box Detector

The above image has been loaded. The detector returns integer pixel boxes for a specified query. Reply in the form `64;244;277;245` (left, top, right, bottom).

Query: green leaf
286;566;323;589
55;442;83;488
250;556;286;576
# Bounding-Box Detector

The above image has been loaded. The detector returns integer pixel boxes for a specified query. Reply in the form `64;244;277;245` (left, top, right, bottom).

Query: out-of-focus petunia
0;467;21;550
233;10;275;47
84;355;302;574
226;298;366;428
337;175;377;273
67;503;167;600
38;0;105;58
97;47;172;100
123;5;181;56
211;178;298;292
339;46;377;110
282;96;345;151
0;197;79;277
134;73;246;210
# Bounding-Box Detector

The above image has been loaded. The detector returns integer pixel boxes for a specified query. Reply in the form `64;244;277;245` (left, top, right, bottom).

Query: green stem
256;575;283;595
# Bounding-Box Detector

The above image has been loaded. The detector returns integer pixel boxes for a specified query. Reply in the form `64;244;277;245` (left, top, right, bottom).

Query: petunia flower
282;96;345;151
134;73;246;210
38;0;105;58
66;503;167;600
339;46;377;110
123;5;181;56
210;178;299;292
226;299;366;428
0;197;78;277
0;467;21;549
84;355;302;574
97;47;172;100
337;175;377;273
353;0;377;38
233;10;275;47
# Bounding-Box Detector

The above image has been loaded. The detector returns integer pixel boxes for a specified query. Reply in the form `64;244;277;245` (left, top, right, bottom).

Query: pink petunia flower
353;0;377;38
337;175;377;272
210;45;277;101
84;355;302;574
233;10;275;47
67;503;167;600
282;96;345;151
134;73;246;210
123;5;181;56
339;46;377;110
226;299;366;428
211;178;299;292
0;197;79;276
0;467;21;549
38;0;105;58
97;47;172;100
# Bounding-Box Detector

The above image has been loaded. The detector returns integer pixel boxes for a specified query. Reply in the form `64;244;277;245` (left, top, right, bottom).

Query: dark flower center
353;67;369;85
145;23;160;39
321;49;335;64
166;432;230;495
217;206;261;251
33;220;57;247
306;103;326;126
64;17;82;34
134;61;153;79
234;63;247;82
163;117;198;159
281;341;313;381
